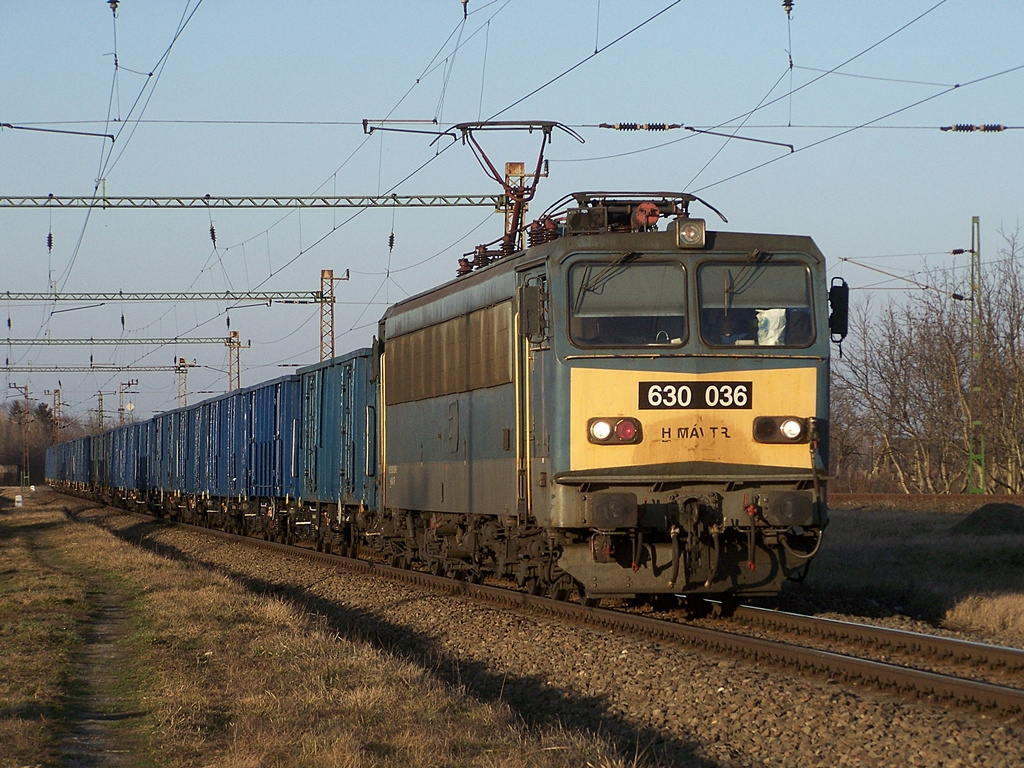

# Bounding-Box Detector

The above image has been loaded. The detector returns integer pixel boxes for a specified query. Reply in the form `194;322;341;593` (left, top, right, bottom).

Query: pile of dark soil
950;502;1024;535
830;492;1024;514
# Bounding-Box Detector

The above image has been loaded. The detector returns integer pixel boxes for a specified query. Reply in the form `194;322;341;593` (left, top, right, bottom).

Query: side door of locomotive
516;266;552;524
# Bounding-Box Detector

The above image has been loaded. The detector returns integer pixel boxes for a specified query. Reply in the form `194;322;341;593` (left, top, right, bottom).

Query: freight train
47;191;849;604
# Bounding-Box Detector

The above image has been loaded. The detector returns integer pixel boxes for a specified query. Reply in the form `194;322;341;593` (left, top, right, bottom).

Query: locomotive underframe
348;468;824;600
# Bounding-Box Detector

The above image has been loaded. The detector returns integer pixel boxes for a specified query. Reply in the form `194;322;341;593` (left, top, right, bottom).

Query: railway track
727;604;1024;683
82;505;1024;720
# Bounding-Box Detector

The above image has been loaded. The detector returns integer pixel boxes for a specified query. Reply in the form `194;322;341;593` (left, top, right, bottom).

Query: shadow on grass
99;513;720;768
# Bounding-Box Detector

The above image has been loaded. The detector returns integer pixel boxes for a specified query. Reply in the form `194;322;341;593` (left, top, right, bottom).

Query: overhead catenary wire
79;1;519;409
838;257;967;300
55;0;206;299
557;0;960;169
14;2;1018;417
692;61;1024;196
0;3;882;403
75;5;512;404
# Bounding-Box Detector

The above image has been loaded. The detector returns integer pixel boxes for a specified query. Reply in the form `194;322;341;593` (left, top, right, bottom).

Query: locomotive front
522;194;844;599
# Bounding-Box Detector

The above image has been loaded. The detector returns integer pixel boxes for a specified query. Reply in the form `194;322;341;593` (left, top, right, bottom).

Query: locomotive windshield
569;258;687;347
697;261;814;347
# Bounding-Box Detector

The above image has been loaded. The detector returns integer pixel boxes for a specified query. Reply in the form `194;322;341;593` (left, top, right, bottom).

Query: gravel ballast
90;508;1021;768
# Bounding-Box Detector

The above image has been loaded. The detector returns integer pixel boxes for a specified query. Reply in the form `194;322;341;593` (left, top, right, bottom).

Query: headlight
752;416;810;444
779;418;804;440
589;419;613;442
675;218;706;248
587;417;643;444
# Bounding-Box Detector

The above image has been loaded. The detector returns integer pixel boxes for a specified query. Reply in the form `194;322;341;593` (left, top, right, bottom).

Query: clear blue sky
2;0;1022;420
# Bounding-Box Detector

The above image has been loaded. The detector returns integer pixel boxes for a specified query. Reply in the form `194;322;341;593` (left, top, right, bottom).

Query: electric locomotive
45;189;848;606
372;191;847;601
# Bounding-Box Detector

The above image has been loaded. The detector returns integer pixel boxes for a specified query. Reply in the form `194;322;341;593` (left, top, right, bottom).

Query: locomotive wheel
547;574;572;601
712;596;740;618
523;576;545;596
579;583;601;608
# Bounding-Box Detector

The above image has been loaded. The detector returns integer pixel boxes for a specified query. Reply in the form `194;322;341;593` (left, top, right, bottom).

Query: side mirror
828;277;849;342
371;336;381;381
518;284;543;337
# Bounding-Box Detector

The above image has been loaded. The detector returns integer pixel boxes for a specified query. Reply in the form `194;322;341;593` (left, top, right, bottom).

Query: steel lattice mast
968;216;986;494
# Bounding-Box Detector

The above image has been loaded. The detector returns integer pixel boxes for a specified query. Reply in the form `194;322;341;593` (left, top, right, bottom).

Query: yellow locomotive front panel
570;366;818;472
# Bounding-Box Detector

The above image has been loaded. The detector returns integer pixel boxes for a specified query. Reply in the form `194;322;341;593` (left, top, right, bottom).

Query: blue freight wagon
45;435;91;489
108;423;137;492
294;349;377;554
246;374;301;502
90;429;112;495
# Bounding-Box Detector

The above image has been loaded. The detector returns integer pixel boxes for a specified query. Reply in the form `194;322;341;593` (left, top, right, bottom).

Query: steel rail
733;604;1024;672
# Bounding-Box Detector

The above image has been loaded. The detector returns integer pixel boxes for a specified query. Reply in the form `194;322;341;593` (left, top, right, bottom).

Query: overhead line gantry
0;364;195;372
3;337;227;346
0;194;505;209
3;290;323;303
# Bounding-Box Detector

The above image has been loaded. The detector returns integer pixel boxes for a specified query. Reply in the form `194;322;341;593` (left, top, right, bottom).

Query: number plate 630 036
638;381;752;409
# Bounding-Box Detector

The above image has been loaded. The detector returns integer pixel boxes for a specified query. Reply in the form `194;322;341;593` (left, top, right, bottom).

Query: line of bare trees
830;227;1024;494
0;400;54;484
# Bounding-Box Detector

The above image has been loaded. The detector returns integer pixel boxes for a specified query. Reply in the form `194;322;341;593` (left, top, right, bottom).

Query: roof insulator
942;124;1006;132
599;122;682;131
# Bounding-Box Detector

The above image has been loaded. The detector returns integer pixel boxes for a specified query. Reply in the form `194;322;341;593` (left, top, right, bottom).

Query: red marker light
615;419;637;441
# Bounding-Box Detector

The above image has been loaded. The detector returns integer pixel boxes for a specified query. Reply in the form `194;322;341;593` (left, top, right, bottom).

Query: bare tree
831;226;1024;494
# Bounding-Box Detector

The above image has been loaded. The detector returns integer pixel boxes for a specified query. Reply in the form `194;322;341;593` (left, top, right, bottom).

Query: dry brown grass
799;499;1024;645
2;489;645;768
0;499;91;767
